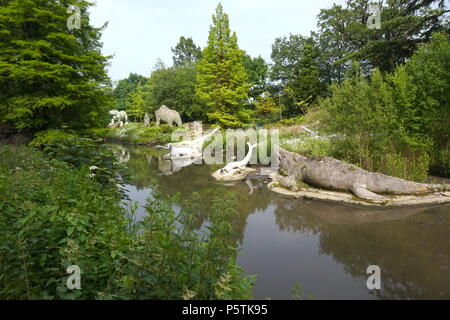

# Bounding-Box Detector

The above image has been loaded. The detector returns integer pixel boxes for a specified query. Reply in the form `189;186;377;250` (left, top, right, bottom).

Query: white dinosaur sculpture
109;110;129;126
171;127;221;150
156;127;221;160
220;142;257;175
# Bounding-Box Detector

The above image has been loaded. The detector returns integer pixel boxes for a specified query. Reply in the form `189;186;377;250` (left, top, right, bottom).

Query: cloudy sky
89;0;346;81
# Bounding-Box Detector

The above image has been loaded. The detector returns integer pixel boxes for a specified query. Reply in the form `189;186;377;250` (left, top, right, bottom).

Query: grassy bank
0;142;254;299
84;123;178;145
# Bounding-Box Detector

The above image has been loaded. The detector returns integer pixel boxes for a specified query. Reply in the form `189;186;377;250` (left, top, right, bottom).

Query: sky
89;0;347;81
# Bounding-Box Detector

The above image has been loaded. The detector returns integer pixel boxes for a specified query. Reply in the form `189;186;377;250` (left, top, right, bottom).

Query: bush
0;145;129;299
85;123;176;144
29;129;78;149
0;145;255;299
319;63;433;181
30;130;121;186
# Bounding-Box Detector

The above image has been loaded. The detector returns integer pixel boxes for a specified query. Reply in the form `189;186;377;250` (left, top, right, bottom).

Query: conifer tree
195;3;251;127
0;0;111;130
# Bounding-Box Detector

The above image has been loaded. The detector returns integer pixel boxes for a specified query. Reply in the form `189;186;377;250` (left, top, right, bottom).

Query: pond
109;143;450;300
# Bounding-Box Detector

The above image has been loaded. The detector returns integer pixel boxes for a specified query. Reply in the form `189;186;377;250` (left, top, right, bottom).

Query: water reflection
110;143;450;300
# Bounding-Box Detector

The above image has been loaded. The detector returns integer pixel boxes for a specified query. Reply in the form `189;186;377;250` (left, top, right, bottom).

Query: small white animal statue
109;110;129;126
220;142;257;175
155;105;182;127
143;112;150;127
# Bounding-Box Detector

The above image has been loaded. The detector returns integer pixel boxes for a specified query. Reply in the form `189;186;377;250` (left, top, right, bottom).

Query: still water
109;143;450;300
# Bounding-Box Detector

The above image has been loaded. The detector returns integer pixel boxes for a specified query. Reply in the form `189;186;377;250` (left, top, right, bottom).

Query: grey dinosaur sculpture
278;148;447;201
155;105;182;127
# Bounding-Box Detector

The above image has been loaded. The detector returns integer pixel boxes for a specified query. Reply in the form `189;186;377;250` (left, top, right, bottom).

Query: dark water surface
109;143;450;300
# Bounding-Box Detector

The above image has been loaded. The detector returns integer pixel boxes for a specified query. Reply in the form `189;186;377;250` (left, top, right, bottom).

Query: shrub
0;145;254;299
319;63;433;181
85;123;176;144
30;131;121;186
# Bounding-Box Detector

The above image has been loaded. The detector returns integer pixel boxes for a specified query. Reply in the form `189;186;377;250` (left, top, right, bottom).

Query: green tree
404;33;450;176
171;36;202;67
131;64;199;121
317;0;449;73
254;92;282;124
242;53;268;99
0;0;111;130
113;73;147;111
195;3;251;128
270;35;326;117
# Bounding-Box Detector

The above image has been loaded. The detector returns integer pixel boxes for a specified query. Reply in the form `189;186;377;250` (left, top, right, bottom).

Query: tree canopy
0;0;111;130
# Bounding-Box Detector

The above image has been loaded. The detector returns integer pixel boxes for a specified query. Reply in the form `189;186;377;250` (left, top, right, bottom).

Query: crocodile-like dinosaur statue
278;148;447;201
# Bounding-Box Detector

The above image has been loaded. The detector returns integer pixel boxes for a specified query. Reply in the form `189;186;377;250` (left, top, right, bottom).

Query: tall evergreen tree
195;3;251;127
0;0;112;130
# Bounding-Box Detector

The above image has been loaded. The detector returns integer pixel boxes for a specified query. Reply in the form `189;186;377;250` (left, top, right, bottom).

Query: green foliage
0;0;112;130
404;33;450;177
317;0;449;73
113;191;255;300
132;64;199;121
30;130;122;185
171;36;202;67
112;73;147;114
319;62;433;181
243;53;269;99
29;129;78;149
86;123;175;145
280;133;332;158
195;3;251;128
270;35;326;117
0;145;129;299
0;145;255;299
254;93;282;124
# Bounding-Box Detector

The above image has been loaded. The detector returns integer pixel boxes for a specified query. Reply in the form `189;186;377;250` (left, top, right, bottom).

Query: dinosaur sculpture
219;142;257;175
155;105;182;127
277;148;448;202
171;127;220;150
143;112;150;127
155;127;221;160
211;142;257;182
109;110;129;126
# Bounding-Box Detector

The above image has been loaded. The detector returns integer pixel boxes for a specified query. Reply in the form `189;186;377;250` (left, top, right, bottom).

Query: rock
279;175;299;191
